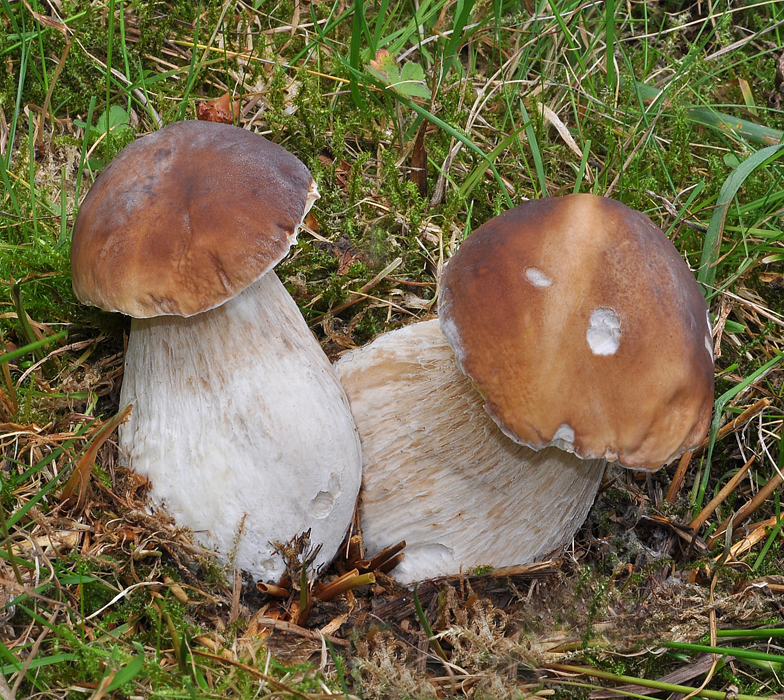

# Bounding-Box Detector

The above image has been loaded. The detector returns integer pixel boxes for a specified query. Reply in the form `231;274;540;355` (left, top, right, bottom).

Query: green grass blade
520;101;546;197
107;653;145;691
370;0;392;55
74;96;97;208
695;351;784;514
605;0;616;92
697;143;784;288
752;498;783;572
324;637;351;699
349;0;366;107
717;628;784;639
440;0;473;77
550;663;760;700
0;653;77;677
0;330;67;365
664;640;784;665
413;584;448;662
573;139;592;195
105;0;116;164
664;182;705;239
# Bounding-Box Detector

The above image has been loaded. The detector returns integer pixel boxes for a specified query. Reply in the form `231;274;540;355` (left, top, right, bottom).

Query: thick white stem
119;273;362;582
335;320;605;584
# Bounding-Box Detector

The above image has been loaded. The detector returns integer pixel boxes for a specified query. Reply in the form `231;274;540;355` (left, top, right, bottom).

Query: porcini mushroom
336;194;713;583
71;121;362;582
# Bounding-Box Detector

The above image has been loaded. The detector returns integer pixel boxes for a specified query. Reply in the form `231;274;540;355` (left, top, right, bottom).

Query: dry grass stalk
689;455;756;531
315;569;376;601
256;582;291;598
356;540;407;574
666;398;770;505
707;469;784;548
665;449;695;504
725;516;780;560
694;398;771;457
59;404;132;508
251;617;349;648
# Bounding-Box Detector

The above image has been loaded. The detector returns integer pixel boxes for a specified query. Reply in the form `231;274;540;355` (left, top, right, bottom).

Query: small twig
255;582;290;598
315;570;375;602
228;568;242;624
681;572;721;700
60;405;133;508
309;257;403;325
357;540;406;573
690;455;755;531
665;450;695;504
707;470;784;548
668;399;770;506
694;399;770;458
250;617;349;647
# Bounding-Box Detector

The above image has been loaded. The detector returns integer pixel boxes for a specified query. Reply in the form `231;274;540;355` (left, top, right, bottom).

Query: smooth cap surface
439;194;714;470
71;120;317;318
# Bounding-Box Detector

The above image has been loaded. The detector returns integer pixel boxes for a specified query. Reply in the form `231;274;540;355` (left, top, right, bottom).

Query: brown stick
60;405;133;508
357;540;406;573
690;455;755;531
378;553;405;575
696;398;770;457
665;450;694;504
666;398;770;505
315;570;375;601
250;617;349;647
707;470;784;548
255;582;290;598
309;257;402;325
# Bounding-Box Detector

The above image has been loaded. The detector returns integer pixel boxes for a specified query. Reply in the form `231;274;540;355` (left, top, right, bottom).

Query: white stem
336;319;605;584
119;273;362;582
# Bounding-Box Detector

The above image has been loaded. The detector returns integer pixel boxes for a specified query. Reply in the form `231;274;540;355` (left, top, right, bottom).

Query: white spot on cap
705;334;713;358
553;423;575;446
586;308;621;356
524;267;553;288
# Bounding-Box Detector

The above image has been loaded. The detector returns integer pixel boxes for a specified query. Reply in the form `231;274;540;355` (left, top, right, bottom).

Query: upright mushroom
336;194;713;583
71;121;362;582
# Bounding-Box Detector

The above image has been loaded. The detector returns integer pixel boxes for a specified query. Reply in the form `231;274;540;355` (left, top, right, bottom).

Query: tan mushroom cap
438;194;714;470
71;120;317;318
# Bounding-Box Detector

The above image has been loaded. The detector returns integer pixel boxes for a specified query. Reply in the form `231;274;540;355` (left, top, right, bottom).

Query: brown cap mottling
438;194;714;470
71;121;316;318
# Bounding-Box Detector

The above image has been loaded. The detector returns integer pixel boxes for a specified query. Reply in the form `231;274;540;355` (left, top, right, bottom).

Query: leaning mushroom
336;194;713;584
71;120;362;582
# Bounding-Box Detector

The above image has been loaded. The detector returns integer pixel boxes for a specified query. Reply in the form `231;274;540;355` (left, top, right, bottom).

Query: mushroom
336;194;713;584
71;121;362;582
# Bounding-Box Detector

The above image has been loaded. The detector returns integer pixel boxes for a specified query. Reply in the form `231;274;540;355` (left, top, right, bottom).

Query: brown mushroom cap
71;121;317;318
438;194;714;470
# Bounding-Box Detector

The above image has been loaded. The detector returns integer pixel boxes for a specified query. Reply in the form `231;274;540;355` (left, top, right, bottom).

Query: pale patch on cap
524;266;553;288
586;307;621;356
550;423;576;453
553;423;575;445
